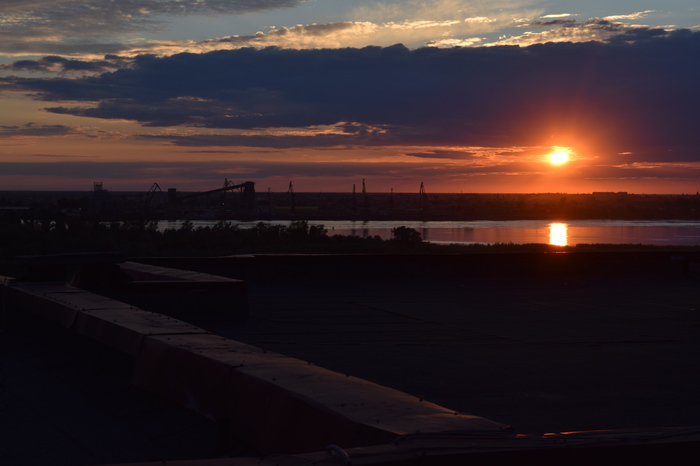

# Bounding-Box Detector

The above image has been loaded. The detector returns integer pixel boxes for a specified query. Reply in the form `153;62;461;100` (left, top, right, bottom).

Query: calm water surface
159;219;700;246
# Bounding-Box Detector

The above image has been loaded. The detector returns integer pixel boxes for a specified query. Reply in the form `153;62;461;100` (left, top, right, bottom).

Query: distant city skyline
1;1;699;193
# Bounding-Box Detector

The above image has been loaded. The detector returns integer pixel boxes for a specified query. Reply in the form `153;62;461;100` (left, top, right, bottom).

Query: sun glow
548;147;571;165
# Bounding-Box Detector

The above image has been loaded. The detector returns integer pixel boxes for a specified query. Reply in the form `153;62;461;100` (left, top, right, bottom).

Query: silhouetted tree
391;226;422;243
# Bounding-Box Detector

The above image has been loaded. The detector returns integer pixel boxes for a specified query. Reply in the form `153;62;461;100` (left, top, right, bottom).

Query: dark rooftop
2;251;700;464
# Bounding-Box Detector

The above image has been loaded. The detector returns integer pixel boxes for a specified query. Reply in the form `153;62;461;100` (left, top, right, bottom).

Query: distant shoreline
2;191;700;222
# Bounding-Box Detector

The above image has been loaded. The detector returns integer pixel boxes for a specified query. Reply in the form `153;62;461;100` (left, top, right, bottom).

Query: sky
0;0;699;193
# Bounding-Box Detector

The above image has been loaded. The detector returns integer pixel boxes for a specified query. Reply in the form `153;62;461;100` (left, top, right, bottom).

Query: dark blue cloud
0;56;67;72
404;150;477;159
531;19;578;27
0;123;73;137
1;55;125;73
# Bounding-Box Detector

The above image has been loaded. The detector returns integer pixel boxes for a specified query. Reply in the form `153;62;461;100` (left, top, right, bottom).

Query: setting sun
549;148;571;165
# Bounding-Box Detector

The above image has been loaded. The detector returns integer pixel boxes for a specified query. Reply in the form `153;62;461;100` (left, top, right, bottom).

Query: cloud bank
7;29;698;160
494;17;671;46
0;0;678;59
0;0;306;39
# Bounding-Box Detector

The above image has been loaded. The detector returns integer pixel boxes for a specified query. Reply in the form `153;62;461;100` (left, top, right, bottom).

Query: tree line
0;219;434;261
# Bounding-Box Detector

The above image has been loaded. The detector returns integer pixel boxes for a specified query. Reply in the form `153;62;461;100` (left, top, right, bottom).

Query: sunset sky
1;1;699;193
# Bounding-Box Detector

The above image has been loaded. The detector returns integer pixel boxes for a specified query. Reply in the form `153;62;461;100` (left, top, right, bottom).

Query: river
156;219;700;246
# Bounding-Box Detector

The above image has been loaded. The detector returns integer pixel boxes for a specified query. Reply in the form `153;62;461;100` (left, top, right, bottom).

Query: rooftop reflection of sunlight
549;222;568;246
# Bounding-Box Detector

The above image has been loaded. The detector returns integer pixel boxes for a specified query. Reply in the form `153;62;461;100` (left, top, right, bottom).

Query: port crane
144;182;163;204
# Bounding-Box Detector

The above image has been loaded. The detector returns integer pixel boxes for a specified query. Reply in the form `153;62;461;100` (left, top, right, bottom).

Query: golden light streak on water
549;222;568;246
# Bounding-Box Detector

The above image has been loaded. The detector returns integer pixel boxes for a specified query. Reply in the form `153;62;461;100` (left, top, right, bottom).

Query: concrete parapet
2;280;132;329
132;333;507;455
2;277;207;356
0;274;508;457
8;253;249;322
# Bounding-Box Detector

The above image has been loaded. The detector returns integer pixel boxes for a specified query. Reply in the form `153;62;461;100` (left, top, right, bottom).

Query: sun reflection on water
549;222;568;246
